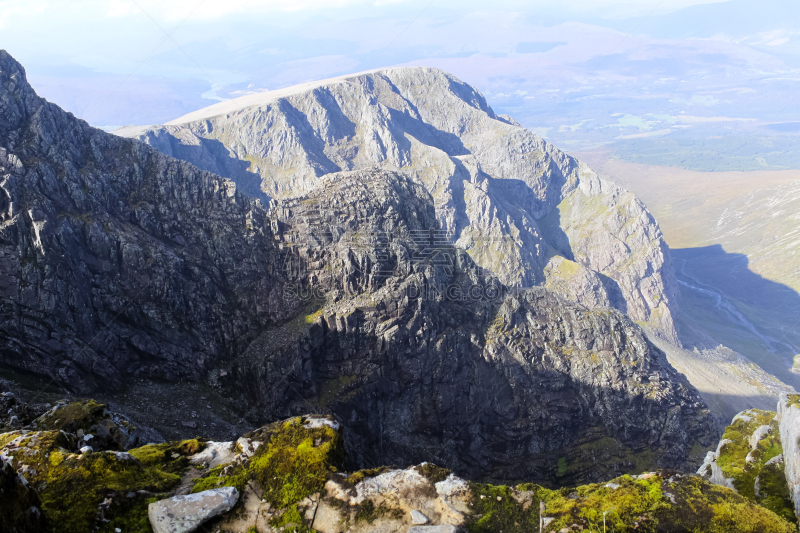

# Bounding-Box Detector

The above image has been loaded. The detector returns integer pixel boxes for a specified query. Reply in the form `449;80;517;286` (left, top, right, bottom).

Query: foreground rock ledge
148;487;239;533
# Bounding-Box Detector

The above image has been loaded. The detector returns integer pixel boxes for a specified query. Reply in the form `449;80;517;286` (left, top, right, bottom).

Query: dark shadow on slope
672;244;800;389
379;74;472;157
144;131;271;205
598;273;628;315
278;99;343;176
536;204;574;261
700;392;783;426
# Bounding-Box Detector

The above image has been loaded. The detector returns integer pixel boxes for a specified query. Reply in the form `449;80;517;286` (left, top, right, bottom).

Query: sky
2;0;799;166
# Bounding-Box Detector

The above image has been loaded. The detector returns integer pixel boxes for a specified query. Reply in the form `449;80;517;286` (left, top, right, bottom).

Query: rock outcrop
148;487;239;533
0;383;50;431
778;394;800;519
117;67;679;341
699;407;796;524
227;169;714;483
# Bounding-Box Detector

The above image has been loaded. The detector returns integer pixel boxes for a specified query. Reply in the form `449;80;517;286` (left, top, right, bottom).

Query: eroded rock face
118;67;679;341
0;50;291;393
148;487;239;533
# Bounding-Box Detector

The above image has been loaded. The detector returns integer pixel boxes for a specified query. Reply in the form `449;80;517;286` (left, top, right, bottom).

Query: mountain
115;67;680;344
575;152;800;418
0;50;715;484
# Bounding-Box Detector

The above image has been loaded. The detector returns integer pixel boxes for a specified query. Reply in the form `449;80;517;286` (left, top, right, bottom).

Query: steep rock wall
118;67;678;341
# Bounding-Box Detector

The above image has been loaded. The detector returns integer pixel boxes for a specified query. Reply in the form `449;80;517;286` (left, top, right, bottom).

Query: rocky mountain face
0;51;294;393
117;67;679;342
224;169;714;483
0;50;716;485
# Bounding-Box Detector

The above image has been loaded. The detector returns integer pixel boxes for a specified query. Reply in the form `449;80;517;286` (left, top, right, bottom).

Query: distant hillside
577;152;800;415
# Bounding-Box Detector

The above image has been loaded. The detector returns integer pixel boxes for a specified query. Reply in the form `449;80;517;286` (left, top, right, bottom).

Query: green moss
192;416;344;520
34;400;107;432
339;466;393;487
556;456;567;477
712;410;796;524
128;439;207;475
758;462;797;524
464;472;796;533
787;394;800;409
40;453;180;532
97;495;162;533
351;498;405;524
354;499;377;523
540;475;664;531
304;308;325;324
539;473;796;533
414;463;451;484
655;474;797;533
252;418;343;508
269;503;309;533
0;429;186;533
468;482;540;533
191;461;250;494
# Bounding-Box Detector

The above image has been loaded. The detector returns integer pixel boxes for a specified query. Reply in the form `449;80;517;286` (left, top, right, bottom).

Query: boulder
148;487;239;533
188;441;236;468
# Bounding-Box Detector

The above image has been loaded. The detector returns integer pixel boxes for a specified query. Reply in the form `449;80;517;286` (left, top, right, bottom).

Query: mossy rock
713;409;796;524
336;465;394;488
1;430;181;533
414;462;451;484
468;482;540;533
786;395;800;409
192;415;344;532
32;400;108;433
32;399;135;451
465;472;797;533
128;438;207;475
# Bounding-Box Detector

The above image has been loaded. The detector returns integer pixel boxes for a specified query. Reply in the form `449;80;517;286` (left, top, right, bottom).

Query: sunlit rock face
119;67;679;342
779;394;800;519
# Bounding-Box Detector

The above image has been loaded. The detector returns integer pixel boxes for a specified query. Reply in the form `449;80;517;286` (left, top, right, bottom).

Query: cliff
117;67;679;341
